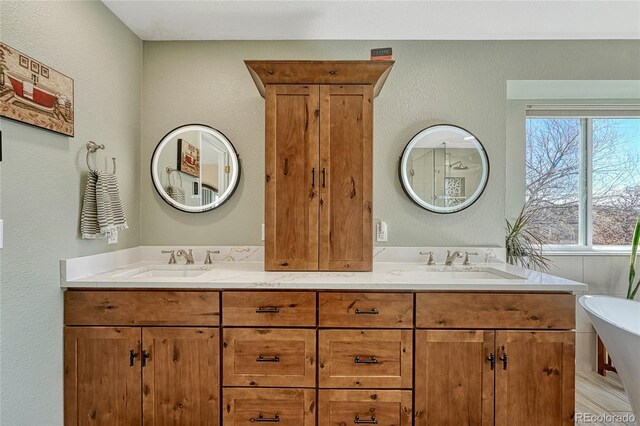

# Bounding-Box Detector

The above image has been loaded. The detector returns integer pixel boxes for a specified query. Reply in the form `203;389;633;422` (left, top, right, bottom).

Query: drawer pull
354;415;378;424
256;355;280;363
253;413;280;422
256;306;280;314
354;356;378;364
355;308;379;315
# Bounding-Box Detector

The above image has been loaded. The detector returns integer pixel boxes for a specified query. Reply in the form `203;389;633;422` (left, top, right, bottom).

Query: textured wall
0;2;142;424
140;40;640;247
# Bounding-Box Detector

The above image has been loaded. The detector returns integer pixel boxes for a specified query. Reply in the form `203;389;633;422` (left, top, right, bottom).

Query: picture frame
0;42;74;136
177;138;200;177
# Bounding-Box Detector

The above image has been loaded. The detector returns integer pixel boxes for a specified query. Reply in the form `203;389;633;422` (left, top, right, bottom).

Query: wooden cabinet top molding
244;60;395;98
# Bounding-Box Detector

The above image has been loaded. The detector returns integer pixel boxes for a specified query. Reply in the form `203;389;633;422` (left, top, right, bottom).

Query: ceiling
102;1;640;41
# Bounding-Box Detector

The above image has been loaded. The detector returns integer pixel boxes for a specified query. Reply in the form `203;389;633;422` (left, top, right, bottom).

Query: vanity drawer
415;292;575;329
318;390;412;426
319;329;412;389
223;388;315;426
223;328;316;387
223;291;316;327
64;290;220;326
319;292;413;328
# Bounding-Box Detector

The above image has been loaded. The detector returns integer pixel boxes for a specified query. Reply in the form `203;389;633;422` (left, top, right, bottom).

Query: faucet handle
204;250;221;265
484;248;497;263
463;252;478;266
161;250;177;264
420;251;435;266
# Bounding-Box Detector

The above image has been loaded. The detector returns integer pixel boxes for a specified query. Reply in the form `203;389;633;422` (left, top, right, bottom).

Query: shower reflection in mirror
400;124;489;214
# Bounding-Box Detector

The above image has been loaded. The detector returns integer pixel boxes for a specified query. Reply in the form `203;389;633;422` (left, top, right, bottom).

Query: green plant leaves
627;216;640;300
505;206;551;272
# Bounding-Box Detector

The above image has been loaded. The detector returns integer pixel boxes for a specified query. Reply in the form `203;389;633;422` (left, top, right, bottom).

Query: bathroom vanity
61;248;585;426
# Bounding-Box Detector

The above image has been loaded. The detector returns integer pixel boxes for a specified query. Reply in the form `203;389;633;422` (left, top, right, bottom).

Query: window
525;116;640;247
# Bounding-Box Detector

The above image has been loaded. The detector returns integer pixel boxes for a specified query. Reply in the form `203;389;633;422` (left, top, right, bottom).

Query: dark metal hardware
256;355;280;363
354;415;378;424
141;350;150;367
355;308;378;315
354;356;378;364
322;168;326;188
487;353;495;370
312;168;315;187
129;349;138;366
256;306;280;314
253;413;280;422
499;353;508;370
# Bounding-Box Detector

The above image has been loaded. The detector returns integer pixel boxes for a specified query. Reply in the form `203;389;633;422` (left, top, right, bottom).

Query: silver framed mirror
399;124;489;214
151;124;240;213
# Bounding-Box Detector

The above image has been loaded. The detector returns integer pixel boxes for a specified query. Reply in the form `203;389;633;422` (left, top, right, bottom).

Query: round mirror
399;124;489;214
151;124;240;213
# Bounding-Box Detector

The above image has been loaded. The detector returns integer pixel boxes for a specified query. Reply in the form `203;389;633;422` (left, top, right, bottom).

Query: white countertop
61;248;587;292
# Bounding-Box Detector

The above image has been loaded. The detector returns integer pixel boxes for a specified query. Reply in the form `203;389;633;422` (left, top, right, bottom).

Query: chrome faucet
161;250;177;264
204;250;220;265
176;249;194;265
463;252;478;266
420;251;435;266
445;250;462;266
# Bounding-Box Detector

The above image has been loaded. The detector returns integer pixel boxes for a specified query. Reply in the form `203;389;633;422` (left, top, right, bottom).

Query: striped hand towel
81;171;128;239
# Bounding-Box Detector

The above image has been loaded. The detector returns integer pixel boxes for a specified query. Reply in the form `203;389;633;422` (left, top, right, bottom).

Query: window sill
544;246;631;256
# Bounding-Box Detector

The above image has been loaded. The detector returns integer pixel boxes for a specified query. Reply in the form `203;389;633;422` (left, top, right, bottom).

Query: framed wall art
0;42;74;137
177;138;200;177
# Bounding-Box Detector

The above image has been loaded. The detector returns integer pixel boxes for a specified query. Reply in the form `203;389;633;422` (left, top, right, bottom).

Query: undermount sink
114;265;209;279
420;266;525;280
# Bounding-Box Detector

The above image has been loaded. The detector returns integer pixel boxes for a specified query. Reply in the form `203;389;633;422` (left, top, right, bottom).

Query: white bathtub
580;295;640;420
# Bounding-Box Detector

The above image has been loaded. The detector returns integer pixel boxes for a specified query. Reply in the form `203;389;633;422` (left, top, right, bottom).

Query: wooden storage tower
245;60;394;271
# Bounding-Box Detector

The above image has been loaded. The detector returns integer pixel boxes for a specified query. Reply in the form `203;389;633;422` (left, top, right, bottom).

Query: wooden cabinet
142;328;220;425
495;331;575;426
318;390;412;426
64;327;142;426
319;292;413;328
223;388;316;426
222;291;316;327
414;330;495;426
248;60;394;271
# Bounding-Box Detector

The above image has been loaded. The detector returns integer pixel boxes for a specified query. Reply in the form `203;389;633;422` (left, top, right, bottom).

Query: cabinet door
414;330;494;426
265;84;320;271
495;331;575;426
142;328;220;425
319;85;373;271
64;327;142;426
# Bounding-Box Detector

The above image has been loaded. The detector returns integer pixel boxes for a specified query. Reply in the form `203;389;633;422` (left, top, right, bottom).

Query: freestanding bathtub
580;295;640;421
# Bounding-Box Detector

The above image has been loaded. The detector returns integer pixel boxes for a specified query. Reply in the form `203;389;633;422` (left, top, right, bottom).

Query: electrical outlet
261;224;265;241
376;221;388;242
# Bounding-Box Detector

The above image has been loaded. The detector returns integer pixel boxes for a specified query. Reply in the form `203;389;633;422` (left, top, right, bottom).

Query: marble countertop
61;255;587;292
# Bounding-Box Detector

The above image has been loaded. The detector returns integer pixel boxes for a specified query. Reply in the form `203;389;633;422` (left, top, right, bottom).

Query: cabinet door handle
141;350;150;367
354;415;378;424
129;349;138;366
311;167;315;188
256;306;280;314
487;353;495;370
253;413;280;422
256;355;280;363
355;308;378;315
354;356;378;364
499;353;508;370
322;168;326;188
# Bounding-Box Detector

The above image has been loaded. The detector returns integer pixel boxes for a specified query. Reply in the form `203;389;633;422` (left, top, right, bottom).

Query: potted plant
505;206;551;271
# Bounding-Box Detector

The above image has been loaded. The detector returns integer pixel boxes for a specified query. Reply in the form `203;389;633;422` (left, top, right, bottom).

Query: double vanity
62;247;586;426
62;61;587;425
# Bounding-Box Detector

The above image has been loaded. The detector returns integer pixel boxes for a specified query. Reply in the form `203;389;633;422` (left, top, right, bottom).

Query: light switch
261;224;265;241
0;219;3;249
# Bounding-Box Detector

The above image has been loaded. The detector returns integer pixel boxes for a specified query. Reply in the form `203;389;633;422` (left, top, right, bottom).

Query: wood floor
576;371;636;425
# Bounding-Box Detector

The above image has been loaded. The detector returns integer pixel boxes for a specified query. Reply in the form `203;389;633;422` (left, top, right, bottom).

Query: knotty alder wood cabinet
64;289;575;425
245;60;394;271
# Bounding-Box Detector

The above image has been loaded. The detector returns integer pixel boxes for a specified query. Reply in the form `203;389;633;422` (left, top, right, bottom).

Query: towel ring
86;141;116;174
166;166;183;187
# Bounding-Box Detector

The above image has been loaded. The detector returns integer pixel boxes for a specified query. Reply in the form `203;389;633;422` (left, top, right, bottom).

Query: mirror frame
398;124;490;214
151;124;241;213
